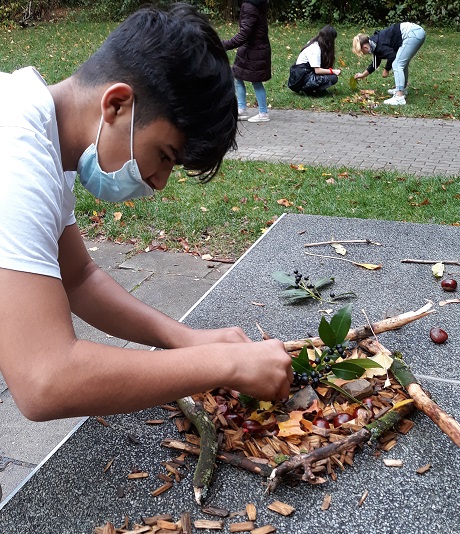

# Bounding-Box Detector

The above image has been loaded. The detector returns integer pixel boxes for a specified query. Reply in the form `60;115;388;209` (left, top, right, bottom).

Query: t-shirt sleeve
0;127;76;279
296;41;321;67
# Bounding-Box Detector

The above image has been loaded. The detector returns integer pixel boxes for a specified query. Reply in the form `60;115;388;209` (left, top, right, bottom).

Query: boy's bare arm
0;226;292;421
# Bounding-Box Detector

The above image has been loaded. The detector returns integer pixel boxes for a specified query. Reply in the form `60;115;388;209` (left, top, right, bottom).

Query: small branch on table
304;239;382;247
359;338;460;448
284;302;434;352
401;259;460;266
161;438;273;478
176;397;218;505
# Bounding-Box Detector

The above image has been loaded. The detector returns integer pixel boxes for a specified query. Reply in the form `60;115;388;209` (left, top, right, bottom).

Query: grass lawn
1;16;459;256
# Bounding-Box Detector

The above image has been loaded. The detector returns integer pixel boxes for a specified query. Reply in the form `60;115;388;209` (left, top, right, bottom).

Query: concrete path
0;108;459;505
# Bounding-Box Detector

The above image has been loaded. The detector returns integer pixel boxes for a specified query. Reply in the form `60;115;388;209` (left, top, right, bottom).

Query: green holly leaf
312;277;334;289
330;304;352;345
318;315;337;348
291;345;315;374
271;271;295;285
330;361;368;380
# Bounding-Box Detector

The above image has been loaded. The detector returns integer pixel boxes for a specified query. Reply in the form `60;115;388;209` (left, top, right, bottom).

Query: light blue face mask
77;100;154;202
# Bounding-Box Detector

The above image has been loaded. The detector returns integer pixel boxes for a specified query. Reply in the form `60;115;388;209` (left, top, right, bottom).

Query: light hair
352;33;369;56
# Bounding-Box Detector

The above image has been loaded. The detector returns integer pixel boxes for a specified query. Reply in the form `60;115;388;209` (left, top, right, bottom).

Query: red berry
430;327;448;344
441;279;457;292
332;413;353;427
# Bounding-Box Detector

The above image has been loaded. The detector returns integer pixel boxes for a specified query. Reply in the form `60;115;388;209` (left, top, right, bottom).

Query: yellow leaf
178;178;187;183
113;212;122;221
231;206;240;212
355;263;382;270
259;401;273;411
277;411;307;437
432;262;444;278
361;351;393;378
338;57;346;67
123;200;135;208
331;243;347;256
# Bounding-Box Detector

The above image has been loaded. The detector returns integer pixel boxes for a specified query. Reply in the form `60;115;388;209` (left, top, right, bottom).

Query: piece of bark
246;503;257;521
284;302;434;351
229;521;255;532
267;501;295;516
157;519;179;530
194;519;224;530
252;527;276;534
151;482;173;497
360;338;460;448
340;379;373;400
144;515;174;526
201;506;229;518
176;396;218;504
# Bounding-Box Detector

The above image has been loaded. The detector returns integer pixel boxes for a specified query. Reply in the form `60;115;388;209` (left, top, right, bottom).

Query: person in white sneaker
352;22;426;105
222;0;271;123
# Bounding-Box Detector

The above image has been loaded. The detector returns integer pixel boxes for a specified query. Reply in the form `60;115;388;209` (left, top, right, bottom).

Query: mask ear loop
130;99;135;162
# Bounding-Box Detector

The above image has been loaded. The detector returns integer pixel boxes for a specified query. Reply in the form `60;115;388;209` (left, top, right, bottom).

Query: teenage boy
0;4;292;422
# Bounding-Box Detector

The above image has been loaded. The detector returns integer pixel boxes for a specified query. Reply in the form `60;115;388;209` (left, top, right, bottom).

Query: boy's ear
100;83;134;124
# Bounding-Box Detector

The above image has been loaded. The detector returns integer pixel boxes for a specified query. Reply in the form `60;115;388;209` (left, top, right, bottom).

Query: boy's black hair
74;3;237;180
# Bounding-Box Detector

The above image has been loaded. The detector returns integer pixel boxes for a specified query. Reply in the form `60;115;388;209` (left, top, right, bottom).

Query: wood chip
229;522;255;532
96;416;110;427
383;458;403;467
194;519;224;530
246;503;257;521
267;501;295;516
151;482;173;497
202;506;229;518
321;494;332;510
157;519;179;530
181;512;192;534
398;419;415;435
229;510;247;518
127;472;149;479
103;457;115;473
358;489;369;507
416;463;432;474
380;439;398;451
252;527;276;534
146;419;165;425
144;514;173;526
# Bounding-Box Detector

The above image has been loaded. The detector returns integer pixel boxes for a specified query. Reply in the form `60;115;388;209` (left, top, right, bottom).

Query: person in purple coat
223;0;271;122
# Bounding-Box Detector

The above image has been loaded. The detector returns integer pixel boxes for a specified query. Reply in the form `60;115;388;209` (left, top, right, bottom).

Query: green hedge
1;0;459;27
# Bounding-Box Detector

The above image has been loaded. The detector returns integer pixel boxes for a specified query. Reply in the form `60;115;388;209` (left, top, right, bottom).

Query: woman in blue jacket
352;22;425;106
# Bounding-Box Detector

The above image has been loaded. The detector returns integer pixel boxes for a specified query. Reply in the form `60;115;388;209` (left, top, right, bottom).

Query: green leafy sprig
272;271;356;304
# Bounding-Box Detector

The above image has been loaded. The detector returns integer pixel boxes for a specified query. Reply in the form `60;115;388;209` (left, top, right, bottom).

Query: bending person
288;25;341;96
353;22;426;105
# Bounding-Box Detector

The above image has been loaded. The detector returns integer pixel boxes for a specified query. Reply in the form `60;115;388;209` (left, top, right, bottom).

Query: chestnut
241;420;265;434
430;327;448;344
313;417;330;429
332;413;353;427
441;279;457;292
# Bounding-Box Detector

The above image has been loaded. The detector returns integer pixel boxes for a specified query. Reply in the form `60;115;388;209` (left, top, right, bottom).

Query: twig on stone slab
161;438;273;478
176;397;218;505
304;239;382;247
401;259;460;266
283;302;435;352
359;339;460;448
304;250;382;269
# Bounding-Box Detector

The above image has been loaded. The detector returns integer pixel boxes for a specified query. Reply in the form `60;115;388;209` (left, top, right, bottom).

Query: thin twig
401;259;460;266
304;239;382;248
304;251;381;268
361;309;378;341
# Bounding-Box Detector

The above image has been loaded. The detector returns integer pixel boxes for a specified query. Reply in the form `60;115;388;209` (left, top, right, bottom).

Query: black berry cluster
292;343;347;389
293;269;309;289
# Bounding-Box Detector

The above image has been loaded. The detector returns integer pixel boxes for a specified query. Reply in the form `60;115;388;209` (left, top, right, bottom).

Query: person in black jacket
223;0;271;122
352;22;425;106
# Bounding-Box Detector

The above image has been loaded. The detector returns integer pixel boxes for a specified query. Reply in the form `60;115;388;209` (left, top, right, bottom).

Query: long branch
401;259;460;266
283;302;434;352
304;239;382;247
359;339;460;448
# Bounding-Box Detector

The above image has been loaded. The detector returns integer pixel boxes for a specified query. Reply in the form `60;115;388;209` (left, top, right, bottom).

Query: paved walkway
1;108;459;504
229;109;460;177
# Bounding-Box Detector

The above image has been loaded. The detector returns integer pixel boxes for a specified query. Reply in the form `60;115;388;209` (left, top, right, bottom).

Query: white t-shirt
0;67;76;279
296;41;321;68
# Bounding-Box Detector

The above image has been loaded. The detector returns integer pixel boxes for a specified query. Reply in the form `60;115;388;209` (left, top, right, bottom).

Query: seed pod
430;327;448;344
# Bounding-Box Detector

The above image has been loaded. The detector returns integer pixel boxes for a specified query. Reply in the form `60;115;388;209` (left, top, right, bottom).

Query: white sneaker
387;88;408;95
383;95;406;106
238;109;249;121
247;113;270;123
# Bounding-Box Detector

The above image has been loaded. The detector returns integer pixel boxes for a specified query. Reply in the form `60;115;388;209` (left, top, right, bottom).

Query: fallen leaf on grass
277;198;294;207
113;212;122;221
290;163;307;171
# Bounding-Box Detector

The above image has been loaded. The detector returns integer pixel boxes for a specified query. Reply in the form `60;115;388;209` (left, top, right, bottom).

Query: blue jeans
235;78;268;114
393;24;426;91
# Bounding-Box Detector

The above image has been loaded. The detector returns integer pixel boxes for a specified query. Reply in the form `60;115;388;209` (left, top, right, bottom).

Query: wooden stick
176;397;217;505
401;259;460;266
284;302;435;352
304;239;382;247
161;438;273;478
359;339;460;448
